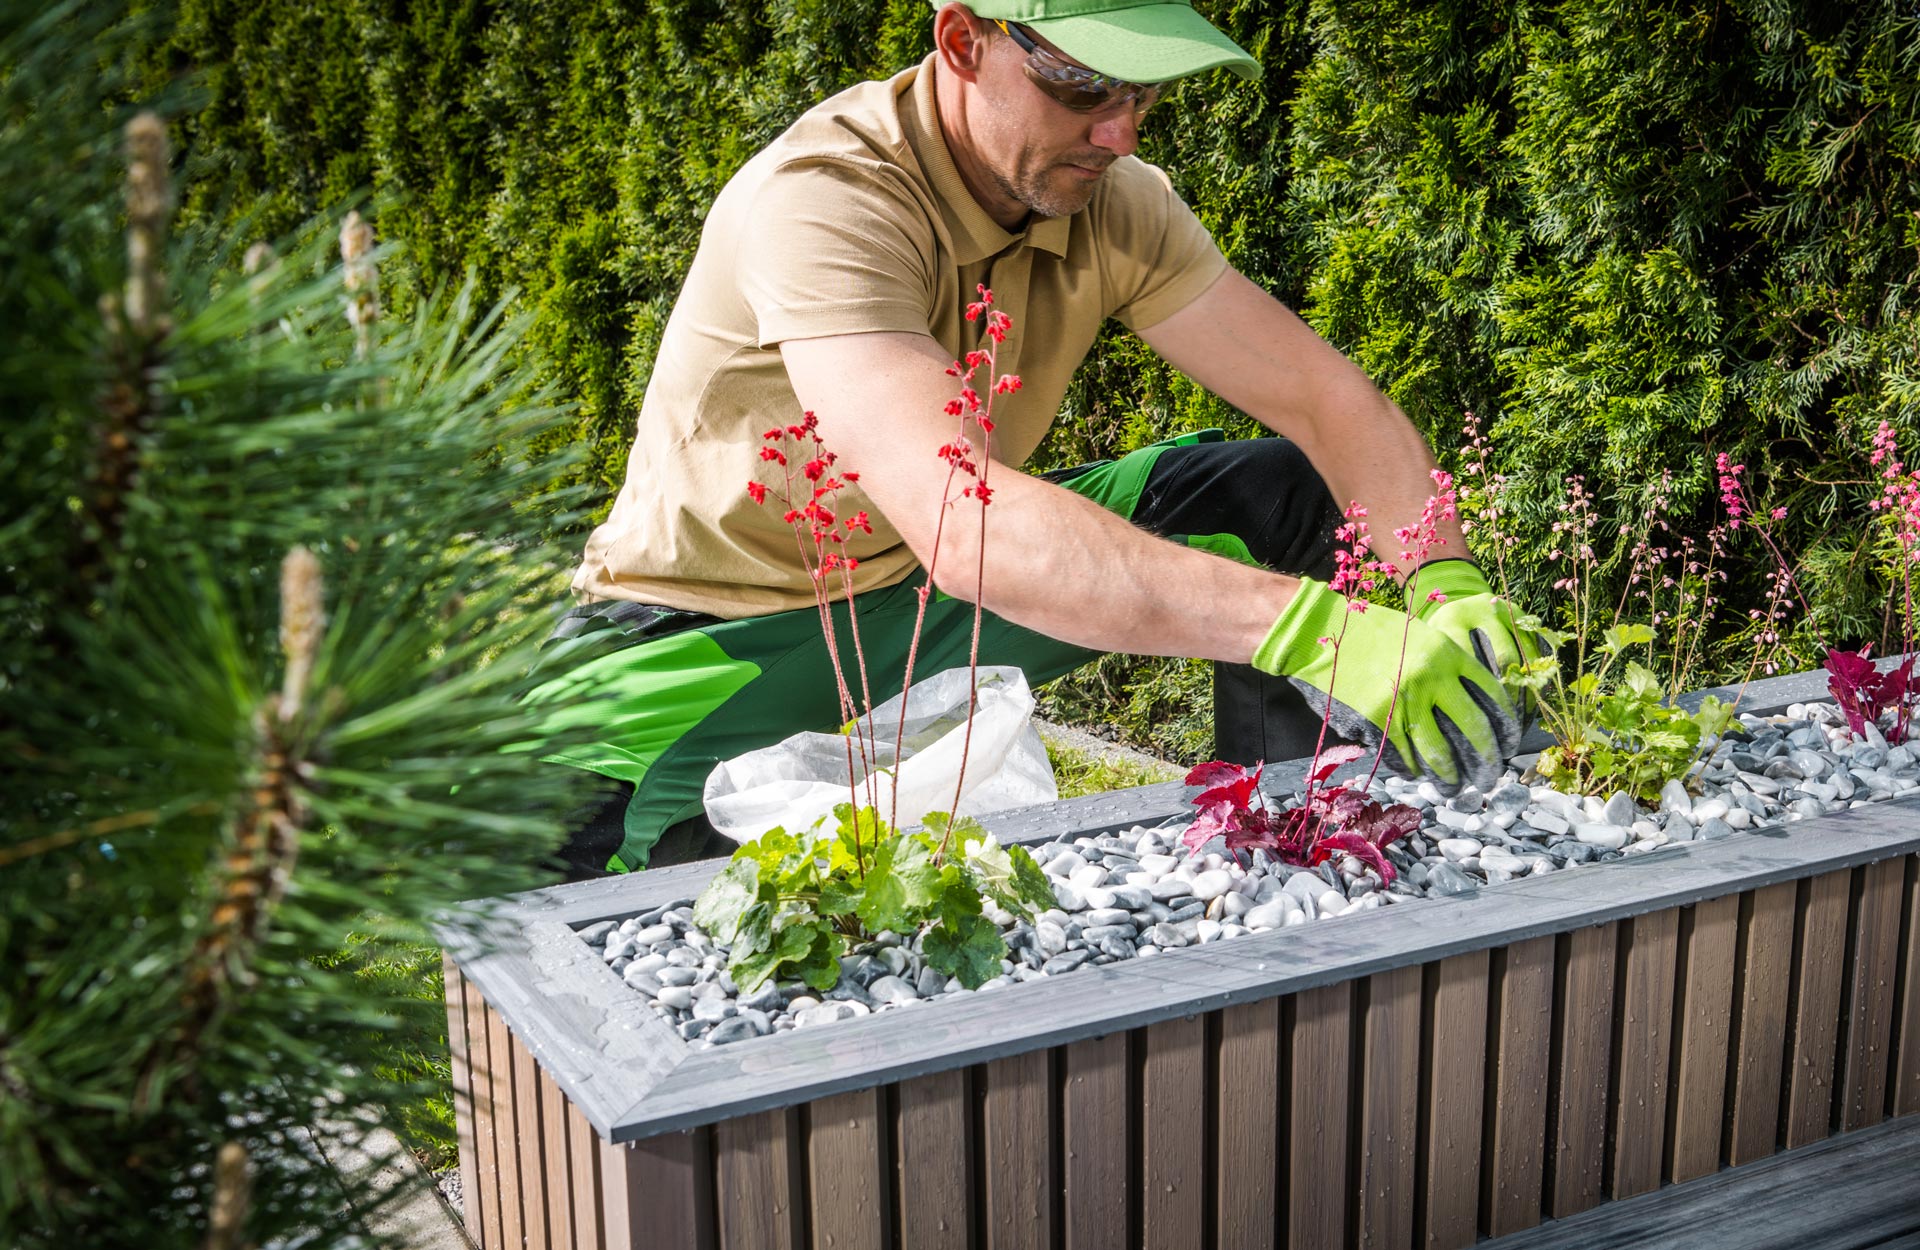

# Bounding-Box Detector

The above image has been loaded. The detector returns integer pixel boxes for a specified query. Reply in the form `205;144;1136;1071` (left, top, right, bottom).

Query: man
533;0;1538;875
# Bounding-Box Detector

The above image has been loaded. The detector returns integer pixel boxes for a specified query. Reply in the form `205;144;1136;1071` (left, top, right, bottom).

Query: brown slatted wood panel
1422;950;1488;1250
1142;1016;1207;1249
1610;910;1678;1201
1549;923;1616;1220
539;1068;573;1250
1484;935;1553;1237
512;1037;551;1250
1840;857;1905;1130
443;958;488;1243
1667;894;1739;1184
1288;982;1352;1250
1062;1033;1128;1250
1216;1000;1280;1250
806;1088;888;1250
715;1109;802;1250
567;1102;605;1250
980;1048;1054;1250
1897;858;1920;1117
896;1068;971;1250
626;1129;715;1250
1784;870;1851;1148
486;1005;526;1250
469;994;502;1250
1359;966;1420;1250
1728;881;1797;1165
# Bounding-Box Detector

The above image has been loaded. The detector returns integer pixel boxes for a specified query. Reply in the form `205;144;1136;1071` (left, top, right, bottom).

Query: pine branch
138;548;321;1113
201;1142;253;1250
73;112;173;619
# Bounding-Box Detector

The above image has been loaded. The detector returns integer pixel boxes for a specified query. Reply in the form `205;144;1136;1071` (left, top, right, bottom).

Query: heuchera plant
696;287;1056;993
1459;416;1735;801
1181;747;1421;884
1175;471;1444;882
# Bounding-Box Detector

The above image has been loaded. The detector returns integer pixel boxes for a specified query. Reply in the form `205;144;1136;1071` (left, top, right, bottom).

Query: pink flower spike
1427;590;1447;603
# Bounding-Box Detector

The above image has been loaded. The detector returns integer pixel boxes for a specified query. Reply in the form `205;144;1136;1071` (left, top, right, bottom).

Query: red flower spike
746;481;768;504
979;416;995;434
944;399;964;417
763;426;784;441
843;471;860;482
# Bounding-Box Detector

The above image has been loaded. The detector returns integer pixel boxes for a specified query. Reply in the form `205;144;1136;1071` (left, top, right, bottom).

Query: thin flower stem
949;361;997;824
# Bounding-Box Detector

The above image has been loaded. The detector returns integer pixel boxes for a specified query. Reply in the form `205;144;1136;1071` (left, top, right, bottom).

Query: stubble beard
995;156;1107;220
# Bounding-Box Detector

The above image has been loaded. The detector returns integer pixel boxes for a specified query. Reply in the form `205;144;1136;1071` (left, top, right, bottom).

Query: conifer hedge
143;0;1918;753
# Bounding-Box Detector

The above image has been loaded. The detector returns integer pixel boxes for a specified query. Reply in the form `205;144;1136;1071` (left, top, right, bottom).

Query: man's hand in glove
1253;577;1521;792
1406;558;1551;722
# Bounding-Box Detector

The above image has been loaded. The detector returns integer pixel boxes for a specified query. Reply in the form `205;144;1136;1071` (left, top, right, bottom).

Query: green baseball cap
945;0;1261;83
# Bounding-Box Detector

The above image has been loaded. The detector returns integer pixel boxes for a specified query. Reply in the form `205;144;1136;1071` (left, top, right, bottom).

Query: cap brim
1025;4;1260;83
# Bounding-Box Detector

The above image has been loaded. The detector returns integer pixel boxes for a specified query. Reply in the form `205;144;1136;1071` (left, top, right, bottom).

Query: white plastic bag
702;665;1058;842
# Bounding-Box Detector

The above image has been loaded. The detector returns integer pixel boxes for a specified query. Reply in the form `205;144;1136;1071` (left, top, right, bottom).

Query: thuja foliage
138;0;1920;753
1;6;589;1245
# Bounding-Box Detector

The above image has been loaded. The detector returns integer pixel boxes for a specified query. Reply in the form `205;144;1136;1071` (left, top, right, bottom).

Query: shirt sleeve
736;155;938;348
1099;159;1229;332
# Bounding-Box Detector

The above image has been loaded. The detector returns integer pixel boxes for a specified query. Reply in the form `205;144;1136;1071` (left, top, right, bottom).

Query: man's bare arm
779;330;1295;664
1140;268;1464;579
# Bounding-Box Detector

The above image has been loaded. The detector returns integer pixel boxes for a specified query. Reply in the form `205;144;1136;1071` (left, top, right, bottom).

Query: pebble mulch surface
579;703;1918;1049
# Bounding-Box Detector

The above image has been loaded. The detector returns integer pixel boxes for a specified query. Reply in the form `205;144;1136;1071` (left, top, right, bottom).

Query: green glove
1406;558;1550;721
1254;577;1520;792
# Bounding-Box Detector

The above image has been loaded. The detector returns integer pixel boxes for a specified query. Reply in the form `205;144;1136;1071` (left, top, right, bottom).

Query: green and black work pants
530;431;1344;875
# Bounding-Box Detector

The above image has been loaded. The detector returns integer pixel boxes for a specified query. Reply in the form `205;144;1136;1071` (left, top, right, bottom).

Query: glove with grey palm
1405;557;1552;725
1253;577;1521;793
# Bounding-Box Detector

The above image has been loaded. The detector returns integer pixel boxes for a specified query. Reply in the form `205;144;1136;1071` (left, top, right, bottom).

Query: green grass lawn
1046;739;1182;797
314;931;460;1172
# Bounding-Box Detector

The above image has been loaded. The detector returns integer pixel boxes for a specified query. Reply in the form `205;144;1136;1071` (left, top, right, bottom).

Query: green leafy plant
1515;623;1736;803
1461;417;1735;802
692;807;1056;992
693;288;1054;993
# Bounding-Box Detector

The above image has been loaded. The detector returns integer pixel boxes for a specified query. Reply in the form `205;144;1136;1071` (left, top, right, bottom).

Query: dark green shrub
139;0;1919;752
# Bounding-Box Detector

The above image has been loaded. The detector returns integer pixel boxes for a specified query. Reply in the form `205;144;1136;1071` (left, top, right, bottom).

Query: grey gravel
593;698;1919;1049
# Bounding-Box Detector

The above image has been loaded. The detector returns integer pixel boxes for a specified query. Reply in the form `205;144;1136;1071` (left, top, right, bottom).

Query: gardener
533;0;1541;876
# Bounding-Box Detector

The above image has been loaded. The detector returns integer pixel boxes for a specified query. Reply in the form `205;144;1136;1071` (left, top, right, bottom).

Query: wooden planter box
437;666;1920;1250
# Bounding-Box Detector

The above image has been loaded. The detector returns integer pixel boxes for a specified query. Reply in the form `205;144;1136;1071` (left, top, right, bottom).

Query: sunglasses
994;20;1166;116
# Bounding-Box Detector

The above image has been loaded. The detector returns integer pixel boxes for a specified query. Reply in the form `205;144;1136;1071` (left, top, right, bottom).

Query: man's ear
932;3;990;82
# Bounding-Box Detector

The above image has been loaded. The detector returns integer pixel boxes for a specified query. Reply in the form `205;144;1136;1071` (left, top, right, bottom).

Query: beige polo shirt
571;53;1228;618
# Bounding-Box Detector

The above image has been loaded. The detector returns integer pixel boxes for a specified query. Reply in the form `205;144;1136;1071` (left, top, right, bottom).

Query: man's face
970;23;1150;219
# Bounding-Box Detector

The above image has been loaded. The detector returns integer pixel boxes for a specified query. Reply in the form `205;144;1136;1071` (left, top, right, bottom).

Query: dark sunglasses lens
1024;64;1155;113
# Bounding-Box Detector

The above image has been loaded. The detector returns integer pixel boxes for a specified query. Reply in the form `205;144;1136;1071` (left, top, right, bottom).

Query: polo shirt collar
907;54;1072;265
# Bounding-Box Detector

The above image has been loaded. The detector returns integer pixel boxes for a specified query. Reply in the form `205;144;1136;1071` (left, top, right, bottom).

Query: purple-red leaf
1185;760;1251;788
1347;801;1423;849
1825;648;1917;738
1306;744;1366;784
1310;832;1397;886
